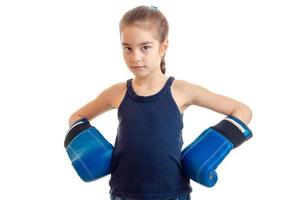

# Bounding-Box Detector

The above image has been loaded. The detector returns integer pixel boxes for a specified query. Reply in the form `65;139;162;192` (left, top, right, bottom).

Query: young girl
68;5;252;200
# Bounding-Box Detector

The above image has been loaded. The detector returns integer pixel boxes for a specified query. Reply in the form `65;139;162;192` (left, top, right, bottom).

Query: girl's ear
160;39;169;57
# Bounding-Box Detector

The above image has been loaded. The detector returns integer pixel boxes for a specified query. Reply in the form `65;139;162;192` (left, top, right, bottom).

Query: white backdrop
1;0;299;199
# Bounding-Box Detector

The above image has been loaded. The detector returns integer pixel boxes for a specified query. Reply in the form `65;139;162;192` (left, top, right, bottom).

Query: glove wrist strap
64;118;91;148
210;115;252;148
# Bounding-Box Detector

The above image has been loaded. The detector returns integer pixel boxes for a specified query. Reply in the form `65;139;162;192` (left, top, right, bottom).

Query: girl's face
120;25;168;78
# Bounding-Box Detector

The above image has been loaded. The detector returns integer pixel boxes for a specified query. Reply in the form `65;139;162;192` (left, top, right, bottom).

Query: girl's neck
133;72;168;89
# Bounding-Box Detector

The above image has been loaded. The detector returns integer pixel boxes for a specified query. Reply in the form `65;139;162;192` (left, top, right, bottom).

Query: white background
1;0;299;199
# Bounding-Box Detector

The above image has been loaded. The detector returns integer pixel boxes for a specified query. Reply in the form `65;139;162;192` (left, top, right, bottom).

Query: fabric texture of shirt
109;76;192;200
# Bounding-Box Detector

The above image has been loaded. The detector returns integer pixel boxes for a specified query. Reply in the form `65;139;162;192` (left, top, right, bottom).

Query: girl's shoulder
171;79;196;112
106;81;127;109
172;78;213;107
172;78;189;91
172;78;196;99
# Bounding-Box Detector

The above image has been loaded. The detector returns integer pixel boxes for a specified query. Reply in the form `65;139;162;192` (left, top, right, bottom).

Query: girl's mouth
131;66;145;69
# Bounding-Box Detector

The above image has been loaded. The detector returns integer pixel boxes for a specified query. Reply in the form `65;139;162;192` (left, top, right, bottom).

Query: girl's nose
131;50;142;63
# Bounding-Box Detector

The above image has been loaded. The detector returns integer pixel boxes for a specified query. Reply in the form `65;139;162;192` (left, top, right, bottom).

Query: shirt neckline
127;76;174;102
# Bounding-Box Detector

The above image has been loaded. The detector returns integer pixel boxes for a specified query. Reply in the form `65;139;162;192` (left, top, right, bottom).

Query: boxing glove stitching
88;128;110;150
196;131;230;181
67;145;95;180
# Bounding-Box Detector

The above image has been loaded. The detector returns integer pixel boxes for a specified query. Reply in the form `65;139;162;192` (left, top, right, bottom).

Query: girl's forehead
120;25;159;45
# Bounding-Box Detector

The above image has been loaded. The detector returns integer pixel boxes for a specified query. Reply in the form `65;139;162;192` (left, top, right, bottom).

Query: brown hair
119;6;169;74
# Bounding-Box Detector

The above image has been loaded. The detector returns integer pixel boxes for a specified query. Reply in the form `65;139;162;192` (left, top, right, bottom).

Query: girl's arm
68;83;122;126
183;81;252;125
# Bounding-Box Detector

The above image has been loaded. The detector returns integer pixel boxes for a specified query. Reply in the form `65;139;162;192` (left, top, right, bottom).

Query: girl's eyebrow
122;42;154;46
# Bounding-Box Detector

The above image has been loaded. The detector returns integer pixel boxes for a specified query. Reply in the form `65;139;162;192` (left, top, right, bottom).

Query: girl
68;5;252;200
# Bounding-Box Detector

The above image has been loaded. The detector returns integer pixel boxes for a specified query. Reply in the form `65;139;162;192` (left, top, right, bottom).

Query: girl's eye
122;46;151;53
123;47;132;52
142;46;151;51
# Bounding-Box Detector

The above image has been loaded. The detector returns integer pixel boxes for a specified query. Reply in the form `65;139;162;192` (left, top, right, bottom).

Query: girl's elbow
231;104;253;125
240;104;253;125
68;114;84;126
245;105;253;124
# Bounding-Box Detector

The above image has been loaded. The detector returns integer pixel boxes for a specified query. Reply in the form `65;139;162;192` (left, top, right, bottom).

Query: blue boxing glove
64;118;114;182
181;115;252;187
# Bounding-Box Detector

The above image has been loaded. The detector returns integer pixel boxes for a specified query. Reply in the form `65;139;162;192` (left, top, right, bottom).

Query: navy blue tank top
109;76;192;200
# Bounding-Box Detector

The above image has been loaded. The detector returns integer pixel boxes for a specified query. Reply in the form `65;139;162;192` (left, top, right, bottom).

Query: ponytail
160;55;166;74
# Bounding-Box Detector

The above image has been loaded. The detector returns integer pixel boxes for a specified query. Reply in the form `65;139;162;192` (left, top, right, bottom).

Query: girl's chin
130;67;148;74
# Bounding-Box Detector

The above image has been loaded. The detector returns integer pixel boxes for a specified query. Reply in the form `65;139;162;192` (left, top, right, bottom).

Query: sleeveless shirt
109;76;192;200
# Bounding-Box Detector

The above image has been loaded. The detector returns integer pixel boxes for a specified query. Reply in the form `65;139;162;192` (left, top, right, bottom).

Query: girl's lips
131;66;145;69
